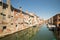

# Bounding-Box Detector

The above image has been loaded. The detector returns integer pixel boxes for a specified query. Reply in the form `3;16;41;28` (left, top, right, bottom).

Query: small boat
47;24;56;31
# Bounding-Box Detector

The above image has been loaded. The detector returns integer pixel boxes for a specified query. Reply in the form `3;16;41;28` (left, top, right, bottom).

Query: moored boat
47;24;56;31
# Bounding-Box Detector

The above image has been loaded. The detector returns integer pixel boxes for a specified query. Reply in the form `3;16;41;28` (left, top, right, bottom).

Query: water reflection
0;25;40;40
0;24;59;40
31;24;56;40
47;26;60;40
53;30;60;40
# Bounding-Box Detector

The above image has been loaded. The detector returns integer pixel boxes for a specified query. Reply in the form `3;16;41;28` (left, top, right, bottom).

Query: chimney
26;10;28;13
7;0;11;13
19;7;22;11
7;0;10;6
19;7;22;14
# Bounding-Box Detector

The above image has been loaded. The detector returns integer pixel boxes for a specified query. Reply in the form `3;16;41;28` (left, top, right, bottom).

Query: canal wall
0;25;41;40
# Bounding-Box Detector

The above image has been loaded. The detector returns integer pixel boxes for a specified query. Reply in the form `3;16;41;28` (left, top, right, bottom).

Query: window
59;15;60;17
59;24;60;26
3;26;6;30
11;23;13;25
16;25;17;27
59;19;60;21
0;13;3;15
0;13;6;16
11;16;13;17
3;14;6;16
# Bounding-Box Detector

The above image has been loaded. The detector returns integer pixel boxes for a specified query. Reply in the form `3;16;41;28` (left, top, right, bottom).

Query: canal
31;24;56;40
0;24;57;40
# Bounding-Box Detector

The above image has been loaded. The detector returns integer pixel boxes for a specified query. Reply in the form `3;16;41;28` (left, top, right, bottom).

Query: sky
3;0;60;20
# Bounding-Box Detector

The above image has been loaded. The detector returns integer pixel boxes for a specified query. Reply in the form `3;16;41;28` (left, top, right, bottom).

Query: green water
31;24;56;40
0;25;57;40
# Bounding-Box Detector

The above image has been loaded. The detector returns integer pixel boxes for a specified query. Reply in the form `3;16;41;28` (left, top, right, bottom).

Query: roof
0;2;34;17
0;2;8;8
0;2;20;12
54;13;60;17
22;12;34;17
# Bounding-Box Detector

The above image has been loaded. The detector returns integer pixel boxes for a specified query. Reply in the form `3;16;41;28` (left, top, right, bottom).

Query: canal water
0;24;57;40
31;24;56;40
